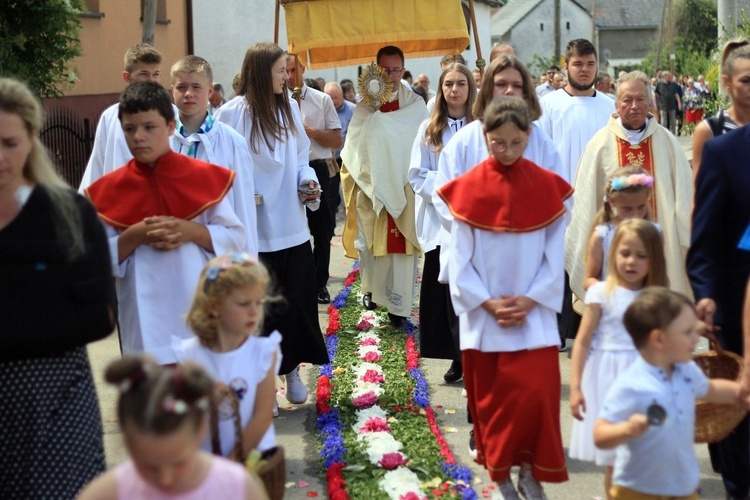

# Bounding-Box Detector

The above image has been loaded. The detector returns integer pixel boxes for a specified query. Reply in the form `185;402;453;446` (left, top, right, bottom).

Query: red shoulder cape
85;151;235;229
437;156;573;232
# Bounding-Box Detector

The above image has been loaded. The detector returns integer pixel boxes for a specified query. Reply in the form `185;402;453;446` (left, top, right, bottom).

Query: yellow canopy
283;0;471;69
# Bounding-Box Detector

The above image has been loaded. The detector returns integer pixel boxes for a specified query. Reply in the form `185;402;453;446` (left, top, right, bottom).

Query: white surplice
448;216;566;352
171;122;259;256
537;89;615;182
216;96;318;253
79;104;132;192
407;117;465;253
107;198;247;364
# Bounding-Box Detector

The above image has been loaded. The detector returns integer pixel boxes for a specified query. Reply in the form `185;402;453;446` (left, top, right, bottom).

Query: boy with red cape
85;82;247;364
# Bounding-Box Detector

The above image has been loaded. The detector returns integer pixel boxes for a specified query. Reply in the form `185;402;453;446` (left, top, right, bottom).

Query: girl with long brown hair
216;42;329;406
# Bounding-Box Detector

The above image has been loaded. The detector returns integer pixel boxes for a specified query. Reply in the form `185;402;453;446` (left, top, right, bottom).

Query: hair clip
163;395;188;415
610;173;654;191
195;397;209;411
119;364;150;393
204;252;257;291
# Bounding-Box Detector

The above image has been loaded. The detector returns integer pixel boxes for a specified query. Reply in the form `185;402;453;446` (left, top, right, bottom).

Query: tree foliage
638;0;717;77
0;0;84;98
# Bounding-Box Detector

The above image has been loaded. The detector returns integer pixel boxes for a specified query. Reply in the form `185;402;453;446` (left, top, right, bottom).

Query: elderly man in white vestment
341;45;428;327
565;71;693;301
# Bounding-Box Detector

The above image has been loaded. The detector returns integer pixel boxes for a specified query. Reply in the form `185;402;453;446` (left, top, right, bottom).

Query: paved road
88;134;725;499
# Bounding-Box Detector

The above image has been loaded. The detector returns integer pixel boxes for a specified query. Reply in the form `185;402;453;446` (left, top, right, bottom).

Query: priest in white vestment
341;46;428;326
565;71;693;300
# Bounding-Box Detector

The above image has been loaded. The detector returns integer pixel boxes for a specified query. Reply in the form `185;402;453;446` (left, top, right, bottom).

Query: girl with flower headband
569;219;668;499
79;355;267;499
175;252;282;460
583;166;658;292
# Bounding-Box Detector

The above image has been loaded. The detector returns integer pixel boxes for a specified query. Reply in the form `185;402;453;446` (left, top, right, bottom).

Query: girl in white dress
582;166;655;293
176;252;282;459
569;219;668;499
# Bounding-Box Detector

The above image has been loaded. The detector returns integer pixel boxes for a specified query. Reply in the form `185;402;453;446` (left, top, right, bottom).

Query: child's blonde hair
187;253;272;347
170;55;213;84
593;166;654;226
604;218;668;292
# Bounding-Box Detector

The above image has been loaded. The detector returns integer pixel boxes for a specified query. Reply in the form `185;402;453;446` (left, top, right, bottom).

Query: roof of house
580;0;665;28
491;0;589;36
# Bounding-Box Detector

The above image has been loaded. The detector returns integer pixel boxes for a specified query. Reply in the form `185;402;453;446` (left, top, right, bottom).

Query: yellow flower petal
443;426;457;433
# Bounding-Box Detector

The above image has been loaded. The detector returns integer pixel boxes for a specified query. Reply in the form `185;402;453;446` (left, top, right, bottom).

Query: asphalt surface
87;135;730;499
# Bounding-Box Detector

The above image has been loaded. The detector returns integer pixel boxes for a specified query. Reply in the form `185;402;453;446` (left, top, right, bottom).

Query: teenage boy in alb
85;82;246;365
79;43;163;191
169;55;258;256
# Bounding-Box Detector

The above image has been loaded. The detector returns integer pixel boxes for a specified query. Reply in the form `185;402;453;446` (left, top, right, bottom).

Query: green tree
674;0;717;58
0;0;84;98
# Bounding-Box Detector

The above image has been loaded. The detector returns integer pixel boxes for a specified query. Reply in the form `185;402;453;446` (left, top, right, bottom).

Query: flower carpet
317;265;476;499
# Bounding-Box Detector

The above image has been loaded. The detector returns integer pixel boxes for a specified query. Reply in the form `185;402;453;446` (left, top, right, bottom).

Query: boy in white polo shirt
594;287;750;500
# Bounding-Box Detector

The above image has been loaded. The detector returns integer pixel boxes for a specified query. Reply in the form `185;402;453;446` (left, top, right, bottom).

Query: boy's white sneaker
517;472;548;500
285;366;308;404
492;481;521;500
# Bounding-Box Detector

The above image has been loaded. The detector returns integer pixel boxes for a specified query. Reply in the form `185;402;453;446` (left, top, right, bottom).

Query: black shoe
443;360;463;384
388;313;406;329
362;292;378;310
317;287;331;304
468;430;477;460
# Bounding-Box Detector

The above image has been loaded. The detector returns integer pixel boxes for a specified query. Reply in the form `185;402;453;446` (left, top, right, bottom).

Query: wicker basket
693;335;747;443
210;385;286;499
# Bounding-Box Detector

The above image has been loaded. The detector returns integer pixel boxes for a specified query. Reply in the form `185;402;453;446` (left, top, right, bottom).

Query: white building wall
192;1;493;98
498;0;592;69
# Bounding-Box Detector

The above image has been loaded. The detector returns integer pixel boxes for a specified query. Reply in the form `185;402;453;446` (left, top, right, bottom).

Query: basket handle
703;329;727;356
209;384;245;463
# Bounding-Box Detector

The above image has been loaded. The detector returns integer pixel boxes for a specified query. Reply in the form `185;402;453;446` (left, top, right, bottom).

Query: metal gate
40;107;94;189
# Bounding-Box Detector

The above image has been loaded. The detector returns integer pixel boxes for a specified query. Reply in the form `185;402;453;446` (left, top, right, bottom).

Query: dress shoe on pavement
317;287;331;304
284;366;308;404
388;313;406;329
362;292;378;310
443;360;463;384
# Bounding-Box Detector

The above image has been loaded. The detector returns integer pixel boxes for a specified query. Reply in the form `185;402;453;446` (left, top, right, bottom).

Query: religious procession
2;0;750;499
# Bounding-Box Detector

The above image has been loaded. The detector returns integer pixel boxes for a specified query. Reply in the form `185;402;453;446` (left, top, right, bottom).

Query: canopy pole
467;0;486;77
274;0;280;44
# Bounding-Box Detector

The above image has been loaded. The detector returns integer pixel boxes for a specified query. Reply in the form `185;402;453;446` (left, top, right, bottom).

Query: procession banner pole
467;0;486;78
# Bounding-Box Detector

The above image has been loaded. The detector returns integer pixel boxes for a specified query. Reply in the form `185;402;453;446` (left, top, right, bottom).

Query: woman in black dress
0;78;116;499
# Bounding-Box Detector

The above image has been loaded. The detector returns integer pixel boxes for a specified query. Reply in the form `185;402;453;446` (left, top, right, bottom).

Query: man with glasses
341;45;428;328
535;65;559;98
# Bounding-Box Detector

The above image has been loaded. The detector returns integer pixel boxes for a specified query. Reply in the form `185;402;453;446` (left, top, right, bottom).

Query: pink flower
352;391;378;408
361;369;385;384
359;417;391;433
379;452;408;470
362;351;381;362
398;491;424;500
356;320;373;330
359;338;378;346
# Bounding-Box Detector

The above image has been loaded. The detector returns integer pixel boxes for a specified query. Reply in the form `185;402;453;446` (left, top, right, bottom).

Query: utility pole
554;0;561;61
655;0;668;75
668;0;675;74
142;0;157;46
718;0;735;40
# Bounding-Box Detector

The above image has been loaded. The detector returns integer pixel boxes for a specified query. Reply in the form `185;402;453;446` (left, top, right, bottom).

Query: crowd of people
1;34;750;500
